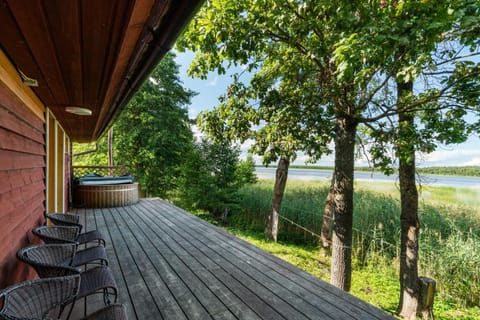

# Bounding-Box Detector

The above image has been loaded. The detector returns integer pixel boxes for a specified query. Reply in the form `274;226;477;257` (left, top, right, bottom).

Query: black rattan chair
47;213;82;230
46;213;107;246
82;304;128;320
0;274;80;320
34;224;106;247
17;244;118;319
31;228;108;267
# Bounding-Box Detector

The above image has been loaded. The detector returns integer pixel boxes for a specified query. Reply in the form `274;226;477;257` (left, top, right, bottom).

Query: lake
255;167;480;189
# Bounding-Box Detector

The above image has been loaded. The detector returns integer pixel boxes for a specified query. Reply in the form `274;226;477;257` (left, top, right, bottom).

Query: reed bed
232;180;480;311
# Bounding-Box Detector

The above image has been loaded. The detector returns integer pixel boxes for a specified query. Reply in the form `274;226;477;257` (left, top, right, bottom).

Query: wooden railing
73;165;129;178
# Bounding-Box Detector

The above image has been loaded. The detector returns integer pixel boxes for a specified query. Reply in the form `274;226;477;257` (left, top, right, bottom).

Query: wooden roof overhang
0;0;204;142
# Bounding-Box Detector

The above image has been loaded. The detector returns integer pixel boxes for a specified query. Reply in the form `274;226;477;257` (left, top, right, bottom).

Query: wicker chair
0;274;80;320
82;304;128;320
47;212;82;229
46;213;107;246
31;228;108;267
17;244;118;319
35;223;106;247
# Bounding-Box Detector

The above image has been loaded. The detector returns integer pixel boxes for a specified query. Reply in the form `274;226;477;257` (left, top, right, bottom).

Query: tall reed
233;180;480;307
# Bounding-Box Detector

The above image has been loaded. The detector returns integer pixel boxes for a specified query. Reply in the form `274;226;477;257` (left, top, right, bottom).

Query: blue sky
174;51;480;167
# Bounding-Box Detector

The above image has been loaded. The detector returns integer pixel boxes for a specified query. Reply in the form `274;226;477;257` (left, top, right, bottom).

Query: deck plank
84;208;105;316
94;208;138;320
128;203;278;320
115;205;214;320
141;201;340;320
137;202;321;320
100;207;163;319
70;199;396;320
151;200;388;319
149;200;379;320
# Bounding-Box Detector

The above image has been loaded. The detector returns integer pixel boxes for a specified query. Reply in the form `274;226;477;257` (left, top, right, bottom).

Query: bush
175;139;256;216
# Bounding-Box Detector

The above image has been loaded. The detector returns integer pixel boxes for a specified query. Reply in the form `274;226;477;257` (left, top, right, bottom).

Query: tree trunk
396;80;421;320
330;117;357;291
265;157;289;242
320;178;335;254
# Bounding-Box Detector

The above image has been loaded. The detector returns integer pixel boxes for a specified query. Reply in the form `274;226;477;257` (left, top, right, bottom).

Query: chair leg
65;298;77;320
58;304;65;318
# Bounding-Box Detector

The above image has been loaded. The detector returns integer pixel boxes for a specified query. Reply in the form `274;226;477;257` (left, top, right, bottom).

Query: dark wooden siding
0;82;45;289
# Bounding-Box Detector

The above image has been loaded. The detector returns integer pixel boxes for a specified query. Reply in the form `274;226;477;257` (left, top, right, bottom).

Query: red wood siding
0;83;45;290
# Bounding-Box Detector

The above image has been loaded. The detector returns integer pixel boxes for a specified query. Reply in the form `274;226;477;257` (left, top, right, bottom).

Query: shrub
175;139;256;217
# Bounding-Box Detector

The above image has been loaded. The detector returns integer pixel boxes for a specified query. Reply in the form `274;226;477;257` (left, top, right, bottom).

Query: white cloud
463;157;480;166
206;76;219;87
419;139;480;167
419;146;480;167
190;125;204;142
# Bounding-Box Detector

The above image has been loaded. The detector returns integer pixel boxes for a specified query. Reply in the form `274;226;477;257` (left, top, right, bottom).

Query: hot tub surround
73;174;139;208
78;173;134;186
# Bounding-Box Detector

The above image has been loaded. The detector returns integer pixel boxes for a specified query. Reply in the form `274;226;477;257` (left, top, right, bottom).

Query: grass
225;227;480;319
190;179;480;319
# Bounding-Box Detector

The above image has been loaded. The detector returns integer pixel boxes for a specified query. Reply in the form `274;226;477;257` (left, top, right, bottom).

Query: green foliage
350;262;400;316
180;1;480;298
417;166;480;177
174;139;256;216
235;155;257;185
113;53;196;197
231;180;480;308
179;0;365;165
362;0;480;172
421;229;480;307
192;193;480;318
73;53;196;198
73;141;109;166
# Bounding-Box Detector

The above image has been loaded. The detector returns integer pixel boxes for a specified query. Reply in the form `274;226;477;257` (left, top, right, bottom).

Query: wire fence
277;206;400;256
232;183;480;307
236;193;480;269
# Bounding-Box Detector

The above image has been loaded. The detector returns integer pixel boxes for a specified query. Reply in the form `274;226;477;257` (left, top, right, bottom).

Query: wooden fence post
418;276;436;319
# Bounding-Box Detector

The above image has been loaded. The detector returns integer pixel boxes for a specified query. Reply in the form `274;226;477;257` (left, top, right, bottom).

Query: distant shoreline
255;165;480;178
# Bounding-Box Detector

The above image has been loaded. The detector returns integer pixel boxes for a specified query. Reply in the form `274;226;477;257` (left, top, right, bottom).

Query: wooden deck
71;198;395;320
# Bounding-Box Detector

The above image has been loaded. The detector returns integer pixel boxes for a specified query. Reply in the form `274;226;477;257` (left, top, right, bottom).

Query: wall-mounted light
18;69;38;87
65;106;92;116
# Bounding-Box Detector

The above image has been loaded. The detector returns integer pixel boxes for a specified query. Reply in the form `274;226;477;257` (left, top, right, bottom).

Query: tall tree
264;156;289;241
359;1;480;318
178;0;399;291
178;0;480;296
114;53;196;197
396;80;419;319
198;76;332;241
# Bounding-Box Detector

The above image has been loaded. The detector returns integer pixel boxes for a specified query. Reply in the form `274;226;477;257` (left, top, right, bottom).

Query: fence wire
273;201;479;264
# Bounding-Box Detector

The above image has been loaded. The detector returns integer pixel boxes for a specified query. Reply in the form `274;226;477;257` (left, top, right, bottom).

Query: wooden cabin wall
0;49;46;289
0;83;45;289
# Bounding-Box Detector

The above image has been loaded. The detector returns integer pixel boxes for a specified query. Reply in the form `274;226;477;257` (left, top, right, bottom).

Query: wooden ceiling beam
41;0;83;106
0;0;205;142
91;0;157;141
7;0;71;106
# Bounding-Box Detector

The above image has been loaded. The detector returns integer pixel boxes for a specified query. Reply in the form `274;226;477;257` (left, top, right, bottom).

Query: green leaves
181;0;480;172
175;138;253;216
113;53;196;197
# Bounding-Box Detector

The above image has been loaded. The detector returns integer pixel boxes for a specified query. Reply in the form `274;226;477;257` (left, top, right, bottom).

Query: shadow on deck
71;198;395;320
